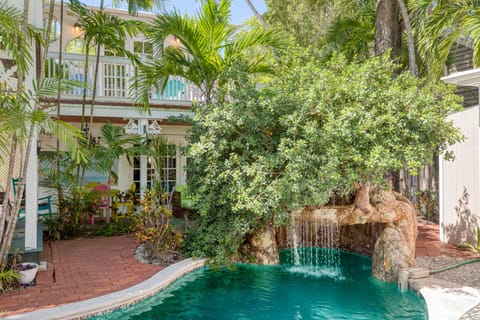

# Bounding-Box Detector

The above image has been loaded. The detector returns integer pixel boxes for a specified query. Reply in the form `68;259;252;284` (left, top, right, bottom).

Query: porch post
24;0;42;250
24;130;39;250
139;119;148;199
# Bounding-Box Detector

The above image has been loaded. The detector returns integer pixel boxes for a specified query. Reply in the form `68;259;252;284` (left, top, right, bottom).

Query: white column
24;130;39;250
139;119;148;199
438;151;445;243
24;0;43;250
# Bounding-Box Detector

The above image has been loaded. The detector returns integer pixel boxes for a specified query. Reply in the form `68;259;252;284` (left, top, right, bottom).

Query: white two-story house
0;1;200;257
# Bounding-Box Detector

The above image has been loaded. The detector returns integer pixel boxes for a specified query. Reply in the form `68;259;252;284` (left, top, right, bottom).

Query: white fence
439;105;480;244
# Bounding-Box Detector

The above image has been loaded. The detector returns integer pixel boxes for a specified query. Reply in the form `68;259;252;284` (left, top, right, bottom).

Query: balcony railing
46;52;204;103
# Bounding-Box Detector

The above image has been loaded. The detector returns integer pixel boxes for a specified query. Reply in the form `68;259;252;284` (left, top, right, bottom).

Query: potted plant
11;251;39;285
12;262;39;285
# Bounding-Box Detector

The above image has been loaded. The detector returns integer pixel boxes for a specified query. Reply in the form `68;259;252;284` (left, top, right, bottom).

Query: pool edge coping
409;277;480;320
3;258;206;320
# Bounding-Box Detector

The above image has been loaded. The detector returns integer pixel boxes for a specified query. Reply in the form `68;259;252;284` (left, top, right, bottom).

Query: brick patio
0;223;478;317
0;235;161;317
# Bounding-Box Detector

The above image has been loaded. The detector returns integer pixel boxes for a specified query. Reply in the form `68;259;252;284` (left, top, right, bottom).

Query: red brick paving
416;223;480;259
0;235;161;317
0;223;478;317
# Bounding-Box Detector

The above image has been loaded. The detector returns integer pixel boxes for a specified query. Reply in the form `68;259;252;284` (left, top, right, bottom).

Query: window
43;18;61;43
104;42;125;57
159;144;176;192
132;142;177;196
65;38;96;55
133;41;153;59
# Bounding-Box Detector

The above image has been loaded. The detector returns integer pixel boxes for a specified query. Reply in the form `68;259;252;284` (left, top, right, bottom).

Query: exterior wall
46;3;176;54
41;122;190;194
439;105;480;244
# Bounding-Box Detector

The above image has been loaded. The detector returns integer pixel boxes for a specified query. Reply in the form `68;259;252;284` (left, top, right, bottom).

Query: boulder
244;224;280;265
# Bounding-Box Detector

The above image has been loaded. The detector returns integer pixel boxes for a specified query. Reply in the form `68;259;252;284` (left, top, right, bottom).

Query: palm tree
112;0;165;15
94;123;146;189
68;0;145;132
410;0;480;81
134;0;289;106
0;1;87;269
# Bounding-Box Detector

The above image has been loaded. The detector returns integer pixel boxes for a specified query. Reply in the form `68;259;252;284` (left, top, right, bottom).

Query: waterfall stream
285;212;343;279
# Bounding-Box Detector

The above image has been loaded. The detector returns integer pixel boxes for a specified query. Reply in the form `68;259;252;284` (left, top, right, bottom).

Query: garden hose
429;258;480;275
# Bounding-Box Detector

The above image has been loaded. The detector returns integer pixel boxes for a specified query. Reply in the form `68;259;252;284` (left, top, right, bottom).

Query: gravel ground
416;256;480;289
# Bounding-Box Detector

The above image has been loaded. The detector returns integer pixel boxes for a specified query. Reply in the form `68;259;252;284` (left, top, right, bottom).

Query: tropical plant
459;215;480;254
134;0;289;106
0;269;20;293
410;0;480;81
67;0;145;132
133;189;182;265
94;123;146;187
0;1;86;269
185;51;464;265
112;0;165;15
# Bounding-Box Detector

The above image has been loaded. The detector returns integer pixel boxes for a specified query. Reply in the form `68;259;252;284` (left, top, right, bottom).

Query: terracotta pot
13;262;39;285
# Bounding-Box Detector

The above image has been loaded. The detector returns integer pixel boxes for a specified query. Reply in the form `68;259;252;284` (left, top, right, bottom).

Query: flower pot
13;262;39;285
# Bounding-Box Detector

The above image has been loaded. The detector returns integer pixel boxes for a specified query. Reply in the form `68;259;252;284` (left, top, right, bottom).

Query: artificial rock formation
290;190;417;282
245;190;417;282
244;225;280;265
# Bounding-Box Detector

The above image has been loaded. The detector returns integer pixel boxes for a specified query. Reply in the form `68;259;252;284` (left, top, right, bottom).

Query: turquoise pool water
90;249;427;320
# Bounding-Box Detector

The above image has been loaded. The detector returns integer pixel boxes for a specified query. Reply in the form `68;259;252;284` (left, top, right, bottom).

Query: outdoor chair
12;178;52;220
92;183;110;224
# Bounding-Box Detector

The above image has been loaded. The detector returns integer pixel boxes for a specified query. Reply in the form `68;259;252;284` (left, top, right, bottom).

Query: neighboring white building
440;68;480;245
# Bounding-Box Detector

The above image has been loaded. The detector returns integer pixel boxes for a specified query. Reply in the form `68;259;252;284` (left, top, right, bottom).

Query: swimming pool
90;249;427;319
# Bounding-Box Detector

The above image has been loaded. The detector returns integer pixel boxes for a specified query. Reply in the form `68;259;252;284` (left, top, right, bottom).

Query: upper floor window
43;18;61;43
65;38;96;55
133;41;153;59
104;41;125;57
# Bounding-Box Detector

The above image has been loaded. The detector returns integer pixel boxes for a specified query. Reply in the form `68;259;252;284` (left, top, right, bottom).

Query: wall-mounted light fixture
74;22;82;33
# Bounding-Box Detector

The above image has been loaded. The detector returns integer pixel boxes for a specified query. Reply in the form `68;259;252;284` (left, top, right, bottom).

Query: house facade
0;1;198;254
42;2;197;194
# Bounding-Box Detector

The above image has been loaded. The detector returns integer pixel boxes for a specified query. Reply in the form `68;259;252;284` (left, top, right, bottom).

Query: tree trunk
396;0;418;76
88;0;104;132
0;0;30;268
245;0;267;28
353;182;374;215
56;0;65;210
374;0;401;58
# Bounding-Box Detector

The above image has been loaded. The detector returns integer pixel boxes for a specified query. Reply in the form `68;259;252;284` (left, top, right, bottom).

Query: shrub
133;189;183;265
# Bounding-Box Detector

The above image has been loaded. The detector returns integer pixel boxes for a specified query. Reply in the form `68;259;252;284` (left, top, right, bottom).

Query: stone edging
3;258;206;320
409;277;480;320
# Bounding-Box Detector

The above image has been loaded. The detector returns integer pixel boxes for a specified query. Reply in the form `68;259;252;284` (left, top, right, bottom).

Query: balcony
46;52;204;105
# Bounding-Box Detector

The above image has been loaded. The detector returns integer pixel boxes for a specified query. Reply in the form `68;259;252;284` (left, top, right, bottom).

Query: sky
80;0;267;24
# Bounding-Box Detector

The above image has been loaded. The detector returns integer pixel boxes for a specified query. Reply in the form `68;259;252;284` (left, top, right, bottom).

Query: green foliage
185;50;463;265
93;217;135;237
459;216;480;254
0;269;20;293
134;0;289;107
133;189;183;265
410;0;480;81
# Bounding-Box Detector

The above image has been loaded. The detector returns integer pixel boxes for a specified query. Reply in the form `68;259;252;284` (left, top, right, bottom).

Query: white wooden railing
46;52;204;103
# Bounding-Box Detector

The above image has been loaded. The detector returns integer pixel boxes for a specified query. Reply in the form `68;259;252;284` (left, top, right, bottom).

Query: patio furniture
12;178;52;220
92;183;110;224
